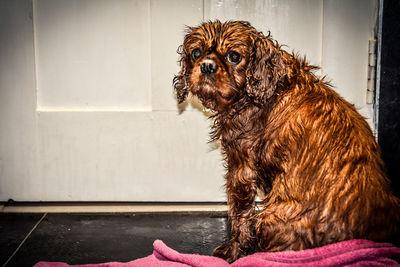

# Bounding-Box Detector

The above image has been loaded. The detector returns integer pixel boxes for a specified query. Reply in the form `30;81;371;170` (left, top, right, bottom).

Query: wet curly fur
173;21;400;263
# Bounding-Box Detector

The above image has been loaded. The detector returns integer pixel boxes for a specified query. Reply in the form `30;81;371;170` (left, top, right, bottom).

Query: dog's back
255;78;400;250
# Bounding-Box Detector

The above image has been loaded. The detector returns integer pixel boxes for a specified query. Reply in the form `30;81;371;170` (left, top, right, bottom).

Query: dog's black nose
200;60;218;74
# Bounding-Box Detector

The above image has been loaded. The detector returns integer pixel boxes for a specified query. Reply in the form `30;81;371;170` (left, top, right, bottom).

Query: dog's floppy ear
173;45;190;104
245;33;287;105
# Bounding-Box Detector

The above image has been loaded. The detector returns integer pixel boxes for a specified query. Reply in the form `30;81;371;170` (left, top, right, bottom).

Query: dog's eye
191;48;202;61
226;51;242;65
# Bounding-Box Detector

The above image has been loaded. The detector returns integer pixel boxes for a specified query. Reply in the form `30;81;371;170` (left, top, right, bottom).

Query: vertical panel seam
31;0;39;112
202;0;205;21
375;0;384;140
320;0;325;73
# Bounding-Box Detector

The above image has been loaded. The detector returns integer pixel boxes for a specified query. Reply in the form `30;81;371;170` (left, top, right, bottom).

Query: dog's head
173;20;287;112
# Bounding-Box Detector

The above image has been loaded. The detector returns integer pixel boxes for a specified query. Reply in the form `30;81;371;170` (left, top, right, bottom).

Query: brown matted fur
173;21;400;263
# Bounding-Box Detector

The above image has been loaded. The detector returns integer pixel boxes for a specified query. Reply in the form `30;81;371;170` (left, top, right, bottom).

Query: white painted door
0;0;377;201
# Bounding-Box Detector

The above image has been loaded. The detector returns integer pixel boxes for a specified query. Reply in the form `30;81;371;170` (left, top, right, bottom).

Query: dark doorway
377;0;400;198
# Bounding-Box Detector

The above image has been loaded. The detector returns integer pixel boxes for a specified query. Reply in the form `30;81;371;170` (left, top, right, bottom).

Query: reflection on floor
0;212;229;267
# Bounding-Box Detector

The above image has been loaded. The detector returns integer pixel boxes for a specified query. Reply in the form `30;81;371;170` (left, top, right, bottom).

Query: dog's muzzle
200;59;219;75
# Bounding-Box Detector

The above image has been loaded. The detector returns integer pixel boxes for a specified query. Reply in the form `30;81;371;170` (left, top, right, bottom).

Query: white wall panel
0;0;39;200
34;0;152;111
34;111;225;201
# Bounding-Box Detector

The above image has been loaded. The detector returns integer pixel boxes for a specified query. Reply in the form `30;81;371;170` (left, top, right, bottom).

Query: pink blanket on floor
35;239;400;267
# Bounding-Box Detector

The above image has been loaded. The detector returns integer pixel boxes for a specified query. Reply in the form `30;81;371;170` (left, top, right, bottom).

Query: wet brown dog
173;21;400;263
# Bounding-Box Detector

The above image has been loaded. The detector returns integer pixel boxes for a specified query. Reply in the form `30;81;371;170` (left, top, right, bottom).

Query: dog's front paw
213;240;244;263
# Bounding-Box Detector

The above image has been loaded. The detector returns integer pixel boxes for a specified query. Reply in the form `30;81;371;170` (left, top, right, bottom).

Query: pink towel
34;239;400;267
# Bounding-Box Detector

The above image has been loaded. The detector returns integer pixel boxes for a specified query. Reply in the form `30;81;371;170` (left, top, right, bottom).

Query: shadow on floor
0;213;229;267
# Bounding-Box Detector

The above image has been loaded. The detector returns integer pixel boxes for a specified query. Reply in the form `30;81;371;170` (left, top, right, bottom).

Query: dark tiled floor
0;214;45;265
0;213;229;267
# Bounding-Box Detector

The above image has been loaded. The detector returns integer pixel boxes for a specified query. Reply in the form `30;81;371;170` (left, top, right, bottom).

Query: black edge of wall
377;0;400;198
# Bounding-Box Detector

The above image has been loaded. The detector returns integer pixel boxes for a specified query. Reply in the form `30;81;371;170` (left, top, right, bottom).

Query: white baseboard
0;203;228;213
